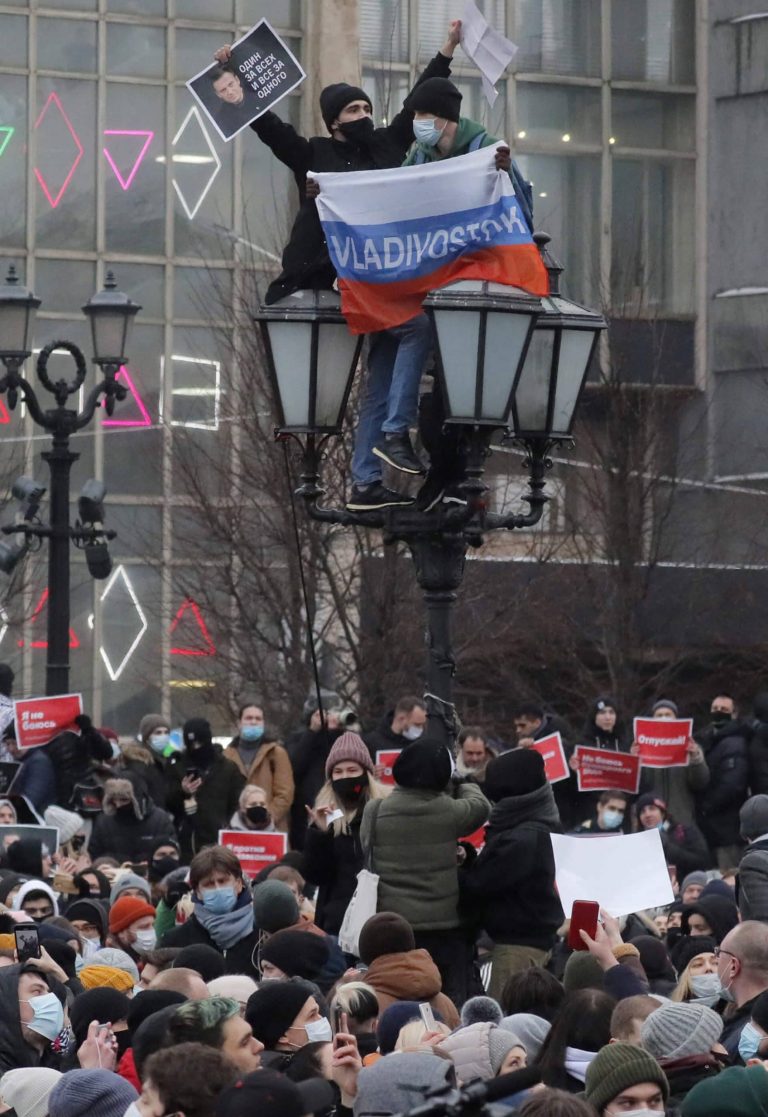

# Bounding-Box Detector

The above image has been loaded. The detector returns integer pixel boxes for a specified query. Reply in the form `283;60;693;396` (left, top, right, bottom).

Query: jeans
351;313;433;486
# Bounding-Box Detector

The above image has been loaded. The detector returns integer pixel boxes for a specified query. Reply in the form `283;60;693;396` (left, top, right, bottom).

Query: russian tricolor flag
313;145;548;335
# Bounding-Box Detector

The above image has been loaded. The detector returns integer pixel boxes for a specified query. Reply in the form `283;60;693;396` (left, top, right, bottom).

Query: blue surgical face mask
150;733;171;755
22;992;65;1042
305;1017;333;1043
690;972;721;1005
241;724;264;743
413;118;444;147
739;1021;765;1062
601;809;624;830
201;886;237;914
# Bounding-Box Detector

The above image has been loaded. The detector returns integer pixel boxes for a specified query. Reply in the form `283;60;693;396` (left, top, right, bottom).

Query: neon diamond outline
0;127;14;158
158;354;222;431
33;92;84;209
103;129;154;191
171;106;222;220
98;564;148;681
102;365;152;428
0;606;8;646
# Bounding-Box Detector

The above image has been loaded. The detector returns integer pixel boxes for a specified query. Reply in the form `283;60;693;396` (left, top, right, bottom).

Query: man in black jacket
286;708;343;850
461;748;563;1000
514;701;578;829
166;718;244;858
695;694;750;869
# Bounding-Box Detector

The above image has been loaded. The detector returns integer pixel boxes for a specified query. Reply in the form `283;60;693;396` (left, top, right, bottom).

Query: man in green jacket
360;739;489;1007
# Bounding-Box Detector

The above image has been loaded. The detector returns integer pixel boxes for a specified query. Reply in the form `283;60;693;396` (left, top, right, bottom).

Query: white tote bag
338;867;380;955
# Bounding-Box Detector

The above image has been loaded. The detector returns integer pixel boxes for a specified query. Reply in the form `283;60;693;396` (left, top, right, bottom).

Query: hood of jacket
0;963;59;1072
12;880;59;917
121;742;155;768
486;783;561;835
366;948;442;1001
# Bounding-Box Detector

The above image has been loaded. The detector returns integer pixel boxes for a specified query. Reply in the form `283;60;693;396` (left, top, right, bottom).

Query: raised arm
384;20;461;150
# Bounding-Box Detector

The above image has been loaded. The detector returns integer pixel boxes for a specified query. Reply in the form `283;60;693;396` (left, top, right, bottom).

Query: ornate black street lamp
0;266;141;695
255;235;606;747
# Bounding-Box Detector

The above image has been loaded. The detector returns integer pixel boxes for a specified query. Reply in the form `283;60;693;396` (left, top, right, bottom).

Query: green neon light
0;127;14;157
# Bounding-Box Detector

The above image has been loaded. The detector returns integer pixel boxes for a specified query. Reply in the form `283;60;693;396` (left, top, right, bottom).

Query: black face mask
711;711;732;729
152;856;180;879
332;776;366;804
245;805;271;828
115;803;136;818
338;116;374;145
189;743;215;767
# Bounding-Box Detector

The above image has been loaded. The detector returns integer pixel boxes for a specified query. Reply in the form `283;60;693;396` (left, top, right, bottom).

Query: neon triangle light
170;598;216;657
103;130;154;191
0;398;9;424
102;365;152;428
0;127;14;158
17;589;81;650
33;93;84;209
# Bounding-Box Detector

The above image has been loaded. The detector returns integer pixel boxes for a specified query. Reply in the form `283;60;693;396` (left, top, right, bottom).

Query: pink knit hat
325;731;374;779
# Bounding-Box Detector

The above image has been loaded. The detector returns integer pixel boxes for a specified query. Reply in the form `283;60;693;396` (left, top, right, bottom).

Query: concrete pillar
302;0;361;136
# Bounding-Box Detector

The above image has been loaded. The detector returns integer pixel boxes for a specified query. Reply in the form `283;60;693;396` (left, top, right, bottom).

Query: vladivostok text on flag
312;145;548;334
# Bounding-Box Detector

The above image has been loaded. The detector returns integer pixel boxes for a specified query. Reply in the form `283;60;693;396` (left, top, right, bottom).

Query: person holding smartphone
166;720;244;859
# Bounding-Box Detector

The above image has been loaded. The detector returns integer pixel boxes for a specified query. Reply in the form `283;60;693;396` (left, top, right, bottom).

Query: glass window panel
612;0;695;84
106;24;166;80
163;325;226;432
433;309;480;418
451;75;506;137
360;0;409;63
0;76;28;248
36;259;96;314
177;0;234;19
174;29;232;83
612;90;694;151
517;83;602;145
44;0;97;10
611;157;695;315
515;330;554;432
237;0;300;27
515;154;600;305
713;294;768;373
103;323;164;495
109;262;165;320
553;330;593;432
417;0;506;62
108;505;164;560
172;91;234;258
37;18;97;72
174;266;233;320
516;0;602;77
362;67;410;129
109;0;164;13
34;78;97;250
0;15;27;68
104;84;166;256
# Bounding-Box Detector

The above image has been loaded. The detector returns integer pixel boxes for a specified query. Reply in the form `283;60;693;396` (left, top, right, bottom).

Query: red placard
532;733;570;783
218;830;287;878
574;746;641;794
633;718;692;768
376;749;402;787
460;825;487;851
14;693;83;749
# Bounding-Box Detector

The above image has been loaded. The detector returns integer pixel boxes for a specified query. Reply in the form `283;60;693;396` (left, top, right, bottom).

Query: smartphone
70;834;86;852
186;767;200;782
333;1005;345;1049
419;1002;437;1032
567;900;600;951
14;925;41;963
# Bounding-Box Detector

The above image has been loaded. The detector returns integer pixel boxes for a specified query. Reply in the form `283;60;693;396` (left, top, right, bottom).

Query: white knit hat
0;1068;63;1117
44;805;85;846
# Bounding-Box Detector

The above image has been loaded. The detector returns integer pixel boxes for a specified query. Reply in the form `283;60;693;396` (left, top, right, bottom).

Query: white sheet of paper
460;0;518;105
551;829;675;918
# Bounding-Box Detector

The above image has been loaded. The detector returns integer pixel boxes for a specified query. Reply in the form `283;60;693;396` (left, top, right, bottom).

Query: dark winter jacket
533;715;578;830
88;804;177;864
302;811;364;934
695;719;751;848
0;964;63;1076
660;1053;722;1107
461;783;564;950
360;782;489;930
680;895;739;944
721;993;762;1060
11;748;57;813
737;837;768;921
160;912;260;979
656;818;711;878
119;743;169;810
363;711;412;761
166;748;245;857
748;692;768;794
287;724;344;849
252;51;453;304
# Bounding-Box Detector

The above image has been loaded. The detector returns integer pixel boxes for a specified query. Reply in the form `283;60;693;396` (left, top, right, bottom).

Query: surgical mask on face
240;724;264;743
403;724;423;741
201;886;237;914
739;1021;765;1062
601;809;624;830
305;1017;333;1043
718;968;737;1003
81;936;102;959
125;1103;143;1117
133;928;157;952
150;733;171;755
690;972;721;1004
21;993;65;1042
413;118;444;147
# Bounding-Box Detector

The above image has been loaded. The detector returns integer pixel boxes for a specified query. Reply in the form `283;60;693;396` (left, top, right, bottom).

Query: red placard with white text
532;733;570;783
376;749;402;787
14;693;83;749
574;746;641;794
633;718;692;768
218;830;287;878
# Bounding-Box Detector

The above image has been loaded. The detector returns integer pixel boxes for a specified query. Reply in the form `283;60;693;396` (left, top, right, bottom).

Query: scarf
194;890;254;950
564;1046;598;1084
486;782;561;835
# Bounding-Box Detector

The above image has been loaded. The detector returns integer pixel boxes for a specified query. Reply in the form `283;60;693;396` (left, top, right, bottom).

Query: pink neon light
103;130;154;191
33;92;84;209
170;598;216;657
102;365;152;428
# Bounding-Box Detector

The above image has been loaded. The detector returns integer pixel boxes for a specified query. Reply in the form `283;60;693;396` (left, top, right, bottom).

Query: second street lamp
256;235;607;747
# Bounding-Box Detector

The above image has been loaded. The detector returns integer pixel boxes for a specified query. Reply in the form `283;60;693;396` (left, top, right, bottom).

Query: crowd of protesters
2;665;768;1116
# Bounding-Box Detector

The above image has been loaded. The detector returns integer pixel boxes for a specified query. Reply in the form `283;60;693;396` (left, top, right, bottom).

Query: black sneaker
415;471;446;512
372;433;426;475
346;482;415;511
443;483;468;506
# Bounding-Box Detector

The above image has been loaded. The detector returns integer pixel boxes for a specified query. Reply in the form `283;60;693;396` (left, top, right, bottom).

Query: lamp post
0;266;141;695
255;235;606;748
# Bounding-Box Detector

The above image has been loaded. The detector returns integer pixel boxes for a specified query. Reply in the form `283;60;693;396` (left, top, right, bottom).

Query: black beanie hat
407;77;463;123
65;898;109;939
69;987;131;1048
183;717;212;749
670;933;716;974
132;1005;180;1078
259;929;330;981
393;740;452;791
6;838;44;877
319;83;372;131
246;979;315;1048
484;748;546;802
0;664;14;697
358;912;416;965
127;989;187;1035
173;943;226;983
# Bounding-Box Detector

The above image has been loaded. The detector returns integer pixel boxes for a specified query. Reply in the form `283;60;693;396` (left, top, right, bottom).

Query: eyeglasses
713;947;738;960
